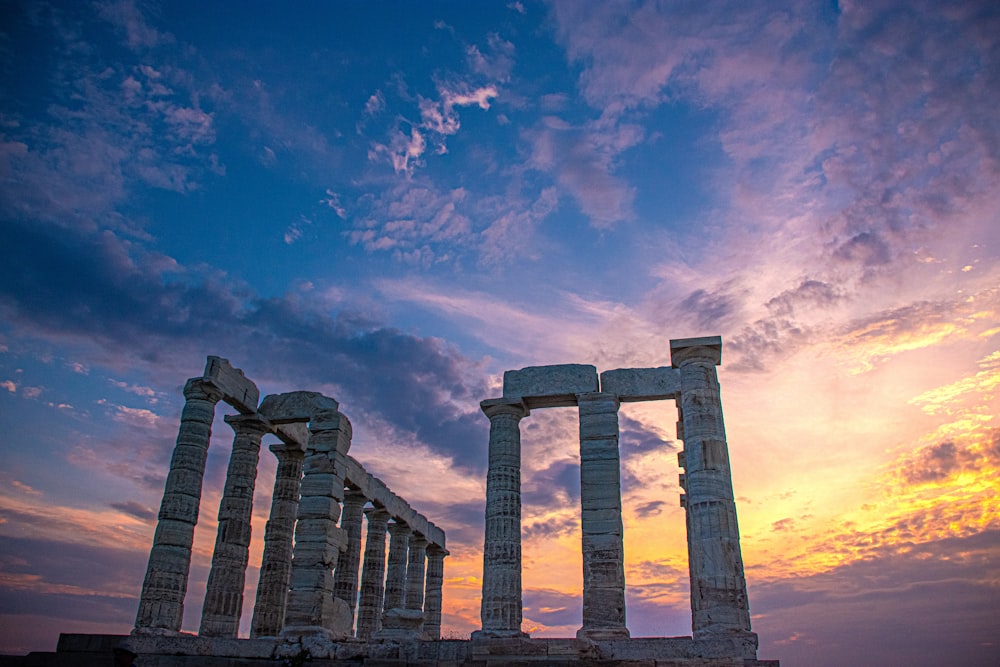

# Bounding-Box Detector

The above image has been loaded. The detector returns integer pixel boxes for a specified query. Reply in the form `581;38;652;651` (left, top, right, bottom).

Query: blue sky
1;1;998;665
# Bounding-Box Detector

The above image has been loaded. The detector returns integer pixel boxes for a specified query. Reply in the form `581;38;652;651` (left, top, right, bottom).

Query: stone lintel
502;364;598;409
204;356;260;414
258;391;340;424
600;366;680;402
670;336;722;367
274;422;310;450
342;455;446;549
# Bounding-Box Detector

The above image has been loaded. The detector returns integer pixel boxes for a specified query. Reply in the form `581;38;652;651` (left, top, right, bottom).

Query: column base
372;608;425;641
576;626;631;640
471;629;531;640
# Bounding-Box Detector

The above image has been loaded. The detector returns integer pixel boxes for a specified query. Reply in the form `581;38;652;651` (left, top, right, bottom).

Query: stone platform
0;634;779;667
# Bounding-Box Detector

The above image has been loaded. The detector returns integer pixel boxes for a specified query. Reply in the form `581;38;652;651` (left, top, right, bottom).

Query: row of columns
135;386;447;640
477;339;751;640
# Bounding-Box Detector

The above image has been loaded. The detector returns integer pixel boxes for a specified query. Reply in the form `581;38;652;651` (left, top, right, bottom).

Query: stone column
476;398;529;638
382;521;411;614
671;337;752;637
404;534;428;612
251;443;304;638
423;545;448;640
576;392;630;640
135;378;223;632
332;489;368;629
356;507;391;640
200;415;269;637
283;411;352;637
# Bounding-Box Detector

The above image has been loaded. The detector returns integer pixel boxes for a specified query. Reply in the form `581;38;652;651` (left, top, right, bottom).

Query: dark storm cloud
752;529;1000;667
109;501;156;522
522;588;580;627
523;459;580;508
898;430;1000;486
765;279;842;317
678;288;739;330
0;220;490;472
620;414;674;454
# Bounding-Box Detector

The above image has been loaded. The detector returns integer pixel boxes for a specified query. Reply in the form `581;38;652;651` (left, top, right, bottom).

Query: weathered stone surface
577;392;627;640
356;507;391;640
203;356;259;414
135;378;222;633
382;522;411;614
200;415;269;638
478;399;528;638
672;338;751;639
600;366;679;402
502;364;598;408
251;444;303;638
259;391;340;424
333;490;367;627
423;545;448;640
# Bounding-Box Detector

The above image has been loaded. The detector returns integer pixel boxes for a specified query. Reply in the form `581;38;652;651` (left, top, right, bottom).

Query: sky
0;0;998;664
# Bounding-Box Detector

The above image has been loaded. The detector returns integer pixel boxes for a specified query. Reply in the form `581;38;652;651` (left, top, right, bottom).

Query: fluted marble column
404;534;428;613
333;489;367;627
577;392;629;640
423;545;448;640
200;414;269;636
251;443;304;638
476;398;529;638
135;378;223;632
671;337;751;637
356;507;390;640
382;521;411;615
283;411;352;636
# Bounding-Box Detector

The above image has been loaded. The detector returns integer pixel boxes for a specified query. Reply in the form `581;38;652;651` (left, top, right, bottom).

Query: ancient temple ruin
133;357;448;642
26;337;779;666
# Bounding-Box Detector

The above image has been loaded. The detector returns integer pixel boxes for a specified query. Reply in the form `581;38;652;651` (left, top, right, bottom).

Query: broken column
423;545;448;640
356;506;391;640
577;392;629;640
251;442;304;638
283;405;353;638
332;489;367;627
671;336;751;637
134;378;224;632
200;414;270;637
476;398;529;638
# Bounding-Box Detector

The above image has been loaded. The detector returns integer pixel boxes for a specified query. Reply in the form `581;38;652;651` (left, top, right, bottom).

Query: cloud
0;219;490;475
109;500;156;522
752;530;1000;667
522;116;639;227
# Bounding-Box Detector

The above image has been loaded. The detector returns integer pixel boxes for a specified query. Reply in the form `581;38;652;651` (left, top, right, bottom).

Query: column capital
184;377;225;403
576;391;620;409
344;488;368;506
388;521;411;536
269;442;305;459
364;506;391;524
224;413;273;436
426;543;449;558
670;336;722;367
481;397;529;420
408;533;429;549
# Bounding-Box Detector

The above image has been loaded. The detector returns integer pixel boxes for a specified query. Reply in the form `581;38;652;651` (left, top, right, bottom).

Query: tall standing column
476;398;529;638
356;507;391;640
576;392;630;639
423;545;448;640
671;337;751;637
283;411;352;637
251;443;304;638
382;521;411;615
333;489;368;629
404;534;428;613
200;415;269;636
135;378;223;632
